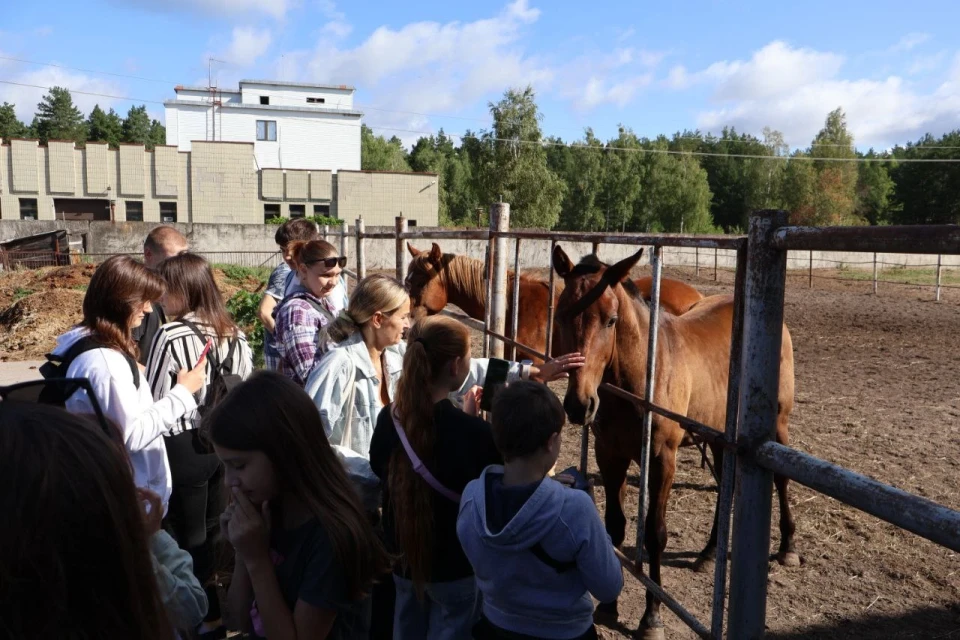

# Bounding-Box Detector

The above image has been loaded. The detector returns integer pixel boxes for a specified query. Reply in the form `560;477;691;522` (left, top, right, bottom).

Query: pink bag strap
391;409;461;503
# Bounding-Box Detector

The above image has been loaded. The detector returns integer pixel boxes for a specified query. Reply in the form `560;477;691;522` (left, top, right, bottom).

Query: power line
0;55;180;86
3;77;960;163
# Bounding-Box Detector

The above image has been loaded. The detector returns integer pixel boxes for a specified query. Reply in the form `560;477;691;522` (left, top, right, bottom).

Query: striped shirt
145;313;255;435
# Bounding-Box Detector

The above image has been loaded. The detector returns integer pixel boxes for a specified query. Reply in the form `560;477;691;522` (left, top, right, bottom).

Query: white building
164;80;362;172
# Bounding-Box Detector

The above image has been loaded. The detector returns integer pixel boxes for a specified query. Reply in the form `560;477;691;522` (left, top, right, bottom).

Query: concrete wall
336;171;439;227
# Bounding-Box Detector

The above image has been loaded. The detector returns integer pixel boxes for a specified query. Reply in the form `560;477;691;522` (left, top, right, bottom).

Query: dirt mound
212;268;265;300
0;289;85;361
0;263;96;309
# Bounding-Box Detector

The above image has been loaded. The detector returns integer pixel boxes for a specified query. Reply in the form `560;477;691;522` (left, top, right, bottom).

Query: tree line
0;87;165;149
362;86;960;230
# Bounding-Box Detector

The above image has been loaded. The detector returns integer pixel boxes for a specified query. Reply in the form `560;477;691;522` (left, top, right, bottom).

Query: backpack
37;336;140;407
178;319;242;417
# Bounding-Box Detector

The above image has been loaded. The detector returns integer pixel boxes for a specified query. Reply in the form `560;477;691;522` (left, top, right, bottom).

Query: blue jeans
393;574;480;640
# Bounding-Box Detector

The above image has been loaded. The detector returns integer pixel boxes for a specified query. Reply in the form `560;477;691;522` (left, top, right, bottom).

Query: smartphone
556;466;592;493
196;338;213;367
480;358;511;412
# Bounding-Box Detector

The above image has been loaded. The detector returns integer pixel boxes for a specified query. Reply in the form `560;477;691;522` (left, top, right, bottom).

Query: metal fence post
636;245;663;567
483;243;493;358
715;247;719;281
322;224;329;244
395;216;408;283
339;220;348;260
489;202;510;359
355;217;366;280
936;254;942;302
873;253;878;295
592;241;600;257
509;238;522;361
808;250;813;288
546;239;558;359
696;245;700;277
727;211;788;640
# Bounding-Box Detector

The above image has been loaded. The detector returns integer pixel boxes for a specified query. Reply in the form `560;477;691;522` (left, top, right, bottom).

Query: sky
2;0;959;151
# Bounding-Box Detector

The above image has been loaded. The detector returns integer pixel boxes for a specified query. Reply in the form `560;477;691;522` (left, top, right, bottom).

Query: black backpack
37;336;140;407
178;319;242;417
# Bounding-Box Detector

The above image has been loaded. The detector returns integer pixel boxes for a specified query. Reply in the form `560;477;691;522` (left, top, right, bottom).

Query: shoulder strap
179;318;224;373
48;336;139;389
530;542;577;573
285;293;336;323
341;360;357;449
390;407;461;503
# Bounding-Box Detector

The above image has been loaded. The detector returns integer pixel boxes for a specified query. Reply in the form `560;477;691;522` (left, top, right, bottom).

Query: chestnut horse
405;242;704;362
552;245;797;639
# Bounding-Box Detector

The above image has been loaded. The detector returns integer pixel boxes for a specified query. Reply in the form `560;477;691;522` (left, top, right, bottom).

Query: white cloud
0;65;124;122
890;32;931;53
580;74;654;110
908;50;946;75
684;42;960;149
221;26;273;66
119;0;295;20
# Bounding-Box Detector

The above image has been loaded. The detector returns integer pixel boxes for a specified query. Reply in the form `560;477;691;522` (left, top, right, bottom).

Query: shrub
265;215;341;227
227;290;265;368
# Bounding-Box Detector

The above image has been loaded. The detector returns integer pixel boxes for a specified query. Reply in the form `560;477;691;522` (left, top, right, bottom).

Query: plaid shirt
274;293;336;386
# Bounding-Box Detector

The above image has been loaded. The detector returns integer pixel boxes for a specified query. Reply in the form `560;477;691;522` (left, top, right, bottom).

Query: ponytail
389;316;470;595
328;274;408;345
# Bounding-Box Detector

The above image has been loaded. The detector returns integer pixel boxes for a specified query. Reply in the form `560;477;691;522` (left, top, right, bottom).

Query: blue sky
2;0;959;150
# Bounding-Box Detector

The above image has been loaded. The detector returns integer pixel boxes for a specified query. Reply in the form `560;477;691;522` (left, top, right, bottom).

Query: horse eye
606;316;617;328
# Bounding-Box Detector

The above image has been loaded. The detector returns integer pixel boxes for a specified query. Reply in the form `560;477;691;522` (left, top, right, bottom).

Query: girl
273;239;347;386
50;255;206;510
368;316;501;639
146;252;255;640
207;371;391;640
0;400;177;640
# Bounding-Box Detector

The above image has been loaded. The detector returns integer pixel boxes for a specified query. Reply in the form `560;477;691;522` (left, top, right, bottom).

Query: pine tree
0;102;26;143
34;87;85;144
87;105;123;148
121;105;152;145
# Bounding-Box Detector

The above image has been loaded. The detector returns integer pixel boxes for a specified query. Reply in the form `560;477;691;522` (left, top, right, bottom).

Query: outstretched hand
532;353;586;383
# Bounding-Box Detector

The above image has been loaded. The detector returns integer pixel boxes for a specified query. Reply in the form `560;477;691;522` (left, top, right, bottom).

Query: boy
135;225;189;364
457;381;623;640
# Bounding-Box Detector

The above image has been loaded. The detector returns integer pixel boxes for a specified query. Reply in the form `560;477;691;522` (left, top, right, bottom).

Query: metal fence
339;208;960;639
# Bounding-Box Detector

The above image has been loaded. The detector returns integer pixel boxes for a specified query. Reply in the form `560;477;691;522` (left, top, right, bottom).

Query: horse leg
593;431;629;621
693;443;724;573
638;447;677;640
774;414;800;567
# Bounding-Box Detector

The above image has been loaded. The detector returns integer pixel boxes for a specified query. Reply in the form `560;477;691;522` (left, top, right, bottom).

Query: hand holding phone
479;358;511;412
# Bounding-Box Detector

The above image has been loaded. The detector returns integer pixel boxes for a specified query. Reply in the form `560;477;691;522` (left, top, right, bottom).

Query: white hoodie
52;327;198;512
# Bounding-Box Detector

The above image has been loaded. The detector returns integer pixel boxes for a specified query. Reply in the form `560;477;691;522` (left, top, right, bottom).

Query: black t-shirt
252;517;370;640
370;399;502;583
131;307;166;365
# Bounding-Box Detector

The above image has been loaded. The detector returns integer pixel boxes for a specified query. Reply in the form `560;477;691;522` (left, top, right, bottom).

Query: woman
369;316;501;639
207;371;392;639
273;239;347;386
0;401;177;640
145;252;255;640
50;255;206;510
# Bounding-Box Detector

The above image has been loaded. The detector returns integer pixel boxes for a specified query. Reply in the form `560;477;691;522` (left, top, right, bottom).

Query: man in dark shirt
133;225;188;364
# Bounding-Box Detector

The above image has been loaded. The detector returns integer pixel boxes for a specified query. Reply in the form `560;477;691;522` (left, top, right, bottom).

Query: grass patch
837;267;960;286
212;263;273;287
13;287;35;302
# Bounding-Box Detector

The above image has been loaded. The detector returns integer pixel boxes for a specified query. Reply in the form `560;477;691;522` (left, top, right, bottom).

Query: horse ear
407;242;421;257
553;244;574;278
429;243;443;263
604;248;644;285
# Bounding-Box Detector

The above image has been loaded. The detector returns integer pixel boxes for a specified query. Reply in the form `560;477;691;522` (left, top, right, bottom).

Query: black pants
368;510;395;640
472;615;598;640
163;430;226;623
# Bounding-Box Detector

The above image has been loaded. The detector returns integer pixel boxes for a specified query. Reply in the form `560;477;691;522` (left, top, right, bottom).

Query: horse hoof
635;625;666;640
692;554;715;573
777;551;801;567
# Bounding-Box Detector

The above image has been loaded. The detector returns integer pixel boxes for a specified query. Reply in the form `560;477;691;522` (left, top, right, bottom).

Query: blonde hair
327;274;409;344
390;316;470;594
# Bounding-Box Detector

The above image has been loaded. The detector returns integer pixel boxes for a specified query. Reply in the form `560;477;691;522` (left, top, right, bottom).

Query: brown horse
405;242;704;362
552;245;797;639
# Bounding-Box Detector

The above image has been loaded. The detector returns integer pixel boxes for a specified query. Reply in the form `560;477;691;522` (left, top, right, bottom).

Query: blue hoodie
456;466;623;639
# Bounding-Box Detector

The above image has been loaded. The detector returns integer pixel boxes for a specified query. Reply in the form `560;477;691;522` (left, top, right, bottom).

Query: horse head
553;244;645;425
405;242;448;316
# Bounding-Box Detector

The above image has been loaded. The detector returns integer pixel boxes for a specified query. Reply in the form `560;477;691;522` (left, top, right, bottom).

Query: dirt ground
2;260;959;637
526;266;960;639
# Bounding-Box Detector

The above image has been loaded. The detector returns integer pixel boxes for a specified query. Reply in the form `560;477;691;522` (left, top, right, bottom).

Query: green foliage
87;105;123;148
212;263;273;284
361;124;411;172
122;105;152;146
856;152;895;225
149;119;166;149
264;215;340;227
13;287;34;302
408;130;480;226
890;131;960;225
226;290;265;367
0;102;26;143
34;87;85;145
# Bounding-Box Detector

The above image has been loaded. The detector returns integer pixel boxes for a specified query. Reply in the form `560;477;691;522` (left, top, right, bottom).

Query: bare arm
259;295;278;333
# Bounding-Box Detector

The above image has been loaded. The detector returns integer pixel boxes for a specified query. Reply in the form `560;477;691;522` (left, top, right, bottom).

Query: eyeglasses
0;378;111;436
307;256;348;269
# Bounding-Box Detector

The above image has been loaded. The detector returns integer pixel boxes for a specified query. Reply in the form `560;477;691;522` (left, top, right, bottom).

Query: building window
313;204;330;217
126;201;143;222
19;198;38;220
264;203;280;223
256;120;277;141
408;220;417;227
260;96;269;105
289;204;306;219
159;202;177;223
306;97;326;104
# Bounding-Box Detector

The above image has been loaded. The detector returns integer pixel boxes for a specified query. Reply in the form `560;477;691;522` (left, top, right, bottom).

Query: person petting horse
405;242;704;362
551;245;797;640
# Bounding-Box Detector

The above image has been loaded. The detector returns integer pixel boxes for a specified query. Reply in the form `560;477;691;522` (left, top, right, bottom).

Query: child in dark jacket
456;381;623;640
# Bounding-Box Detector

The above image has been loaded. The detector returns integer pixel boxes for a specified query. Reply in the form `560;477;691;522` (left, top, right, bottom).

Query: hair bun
337;310;357;326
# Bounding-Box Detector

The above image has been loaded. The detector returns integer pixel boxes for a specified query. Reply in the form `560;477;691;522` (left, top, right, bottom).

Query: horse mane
572;254;642;298
437;252;546;297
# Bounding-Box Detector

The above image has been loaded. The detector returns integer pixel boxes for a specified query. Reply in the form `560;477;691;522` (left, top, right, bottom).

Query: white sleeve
305;352;354;441
451;357;523;401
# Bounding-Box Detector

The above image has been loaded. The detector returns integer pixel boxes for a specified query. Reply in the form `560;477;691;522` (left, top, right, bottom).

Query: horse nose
563;393;587;425
585;395;599;425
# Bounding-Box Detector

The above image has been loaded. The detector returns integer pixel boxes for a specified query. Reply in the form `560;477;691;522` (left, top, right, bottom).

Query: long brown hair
157;252;238;339
0;401;174;640
82;255;165;360
391;315;471;594
205;371;391;599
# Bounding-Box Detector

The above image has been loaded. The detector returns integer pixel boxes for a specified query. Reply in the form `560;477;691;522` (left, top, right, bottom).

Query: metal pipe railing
773;224;960;255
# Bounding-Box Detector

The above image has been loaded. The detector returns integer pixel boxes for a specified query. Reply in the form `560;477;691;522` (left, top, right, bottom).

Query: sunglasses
0;378;111;436
307;256;348;269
